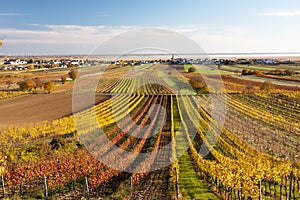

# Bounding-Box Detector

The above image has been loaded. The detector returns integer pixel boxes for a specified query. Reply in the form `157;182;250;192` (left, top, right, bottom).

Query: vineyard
0;64;299;199
0;91;27;100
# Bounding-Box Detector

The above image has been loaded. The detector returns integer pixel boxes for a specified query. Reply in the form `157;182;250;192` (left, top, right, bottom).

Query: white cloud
190;32;300;54
0;24;248;45
0;13;28;16
163;24;207;34
0;24;298;55
1;25;135;45
258;10;300;17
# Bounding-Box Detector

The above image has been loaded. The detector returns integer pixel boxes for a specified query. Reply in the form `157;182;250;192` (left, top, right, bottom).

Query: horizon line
2;52;300;57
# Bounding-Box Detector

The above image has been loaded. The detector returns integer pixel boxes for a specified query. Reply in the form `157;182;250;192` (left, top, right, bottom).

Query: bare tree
68;69;78;81
246;83;254;93
260;81;274;93
6;80;13;92
34;77;44;90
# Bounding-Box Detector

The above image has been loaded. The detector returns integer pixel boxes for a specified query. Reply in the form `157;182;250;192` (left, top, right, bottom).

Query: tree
242;69;250;75
254;70;262;75
260;81;274;93
34;77;44;90
61;76;67;84
44;81;55;94
188;66;196;73
284;69;295;76
242;69;261;75
246;83;254;93
6;80;13;91
28;59;33;64
18;80;35;92
68;69;78;80
189;75;209;94
28;65;35;70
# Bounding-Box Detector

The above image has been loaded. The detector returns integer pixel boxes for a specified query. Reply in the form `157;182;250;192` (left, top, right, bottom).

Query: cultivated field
0;61;299;199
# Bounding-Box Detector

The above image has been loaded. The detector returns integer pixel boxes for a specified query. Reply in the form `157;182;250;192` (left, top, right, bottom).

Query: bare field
0;93;110;126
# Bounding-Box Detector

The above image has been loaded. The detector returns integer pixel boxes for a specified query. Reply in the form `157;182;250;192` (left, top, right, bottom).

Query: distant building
10;60;28;65
70;60;80;65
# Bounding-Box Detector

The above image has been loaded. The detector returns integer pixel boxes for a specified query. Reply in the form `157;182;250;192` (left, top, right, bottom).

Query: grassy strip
134;64;150;71
185;64;231;75
173;97;218;200
177;142;218;200
158;70;177;87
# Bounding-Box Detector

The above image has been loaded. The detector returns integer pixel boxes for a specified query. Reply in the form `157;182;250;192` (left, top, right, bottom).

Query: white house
10;60;28;65
53;60;62;65
70;60;80;65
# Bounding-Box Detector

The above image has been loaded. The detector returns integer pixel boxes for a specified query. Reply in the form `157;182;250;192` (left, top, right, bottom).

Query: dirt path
131;132;172;200
0;93;110;126
131;97;172;200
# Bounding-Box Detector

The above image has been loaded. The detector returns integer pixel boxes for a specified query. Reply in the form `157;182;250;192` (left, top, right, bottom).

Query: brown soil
0;93;110;126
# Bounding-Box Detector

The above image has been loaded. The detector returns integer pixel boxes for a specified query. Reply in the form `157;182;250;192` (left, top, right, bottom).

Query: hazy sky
1;0;300;55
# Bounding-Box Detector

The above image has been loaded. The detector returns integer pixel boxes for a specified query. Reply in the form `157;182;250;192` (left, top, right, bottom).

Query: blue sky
1;0;300;55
